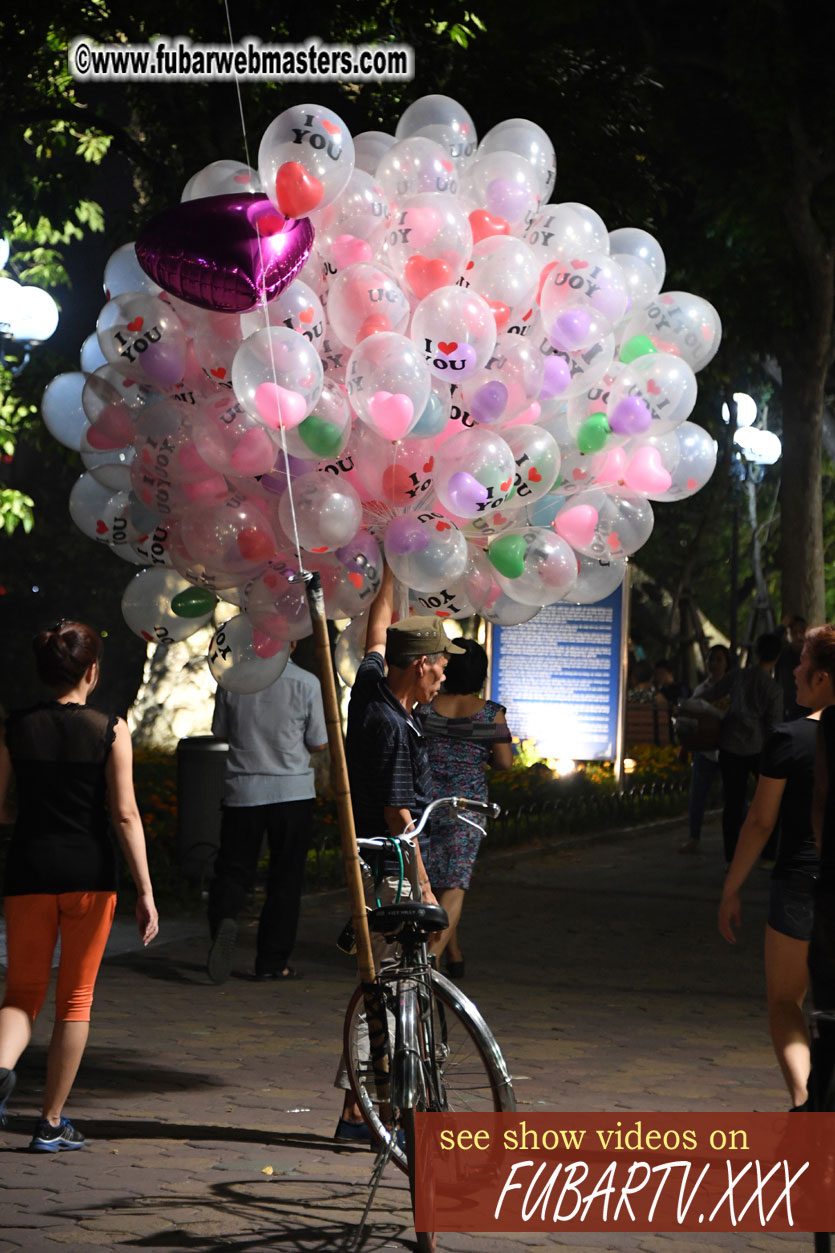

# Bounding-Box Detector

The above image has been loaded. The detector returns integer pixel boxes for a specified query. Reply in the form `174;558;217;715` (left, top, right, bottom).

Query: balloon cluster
41;96;720;693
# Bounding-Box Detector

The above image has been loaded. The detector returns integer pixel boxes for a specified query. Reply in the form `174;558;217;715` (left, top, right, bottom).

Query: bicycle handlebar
355;796;500;850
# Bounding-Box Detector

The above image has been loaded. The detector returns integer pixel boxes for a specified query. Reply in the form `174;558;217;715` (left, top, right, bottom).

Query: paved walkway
0;817;817;1252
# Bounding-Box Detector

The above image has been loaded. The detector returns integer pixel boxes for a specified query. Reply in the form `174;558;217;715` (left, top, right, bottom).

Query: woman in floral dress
418;640;512;978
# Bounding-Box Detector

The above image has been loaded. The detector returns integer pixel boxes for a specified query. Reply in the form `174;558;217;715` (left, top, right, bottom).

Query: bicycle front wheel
343;967;515;1173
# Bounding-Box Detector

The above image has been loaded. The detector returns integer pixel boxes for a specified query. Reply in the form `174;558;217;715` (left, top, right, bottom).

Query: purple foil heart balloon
609;394;652;436
136;194;315;314
470;381;508;424
386;515;430;556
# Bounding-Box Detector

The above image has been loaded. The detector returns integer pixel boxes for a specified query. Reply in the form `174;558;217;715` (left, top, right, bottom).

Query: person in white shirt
206;647;327;984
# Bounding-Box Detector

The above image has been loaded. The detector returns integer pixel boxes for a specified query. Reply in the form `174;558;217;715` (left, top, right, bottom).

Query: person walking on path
206;646;327;984
417;639;512;978
0;620;158;1151
335;564;464;1140
718;625;835;1110
703;632;783;864
678;644;731;855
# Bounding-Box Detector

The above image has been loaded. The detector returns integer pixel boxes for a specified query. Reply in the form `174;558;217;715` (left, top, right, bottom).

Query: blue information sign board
490;587;625;761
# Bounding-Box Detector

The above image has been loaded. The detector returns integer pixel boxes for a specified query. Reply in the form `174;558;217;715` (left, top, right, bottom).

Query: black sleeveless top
4;702;119;895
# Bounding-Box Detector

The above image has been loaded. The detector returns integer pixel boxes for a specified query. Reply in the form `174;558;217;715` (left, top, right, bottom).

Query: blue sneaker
0;1068;16;1128
29;1117;85;1152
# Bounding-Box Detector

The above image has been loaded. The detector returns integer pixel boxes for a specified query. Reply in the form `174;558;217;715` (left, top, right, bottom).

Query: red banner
414;1113;835;1233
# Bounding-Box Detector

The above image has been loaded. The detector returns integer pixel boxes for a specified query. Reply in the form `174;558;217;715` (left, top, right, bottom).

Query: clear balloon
353;131;397;176
259;103;355;218
433;426;516;519
280;378;353;461
555;487;654;558
540;253;628;348
41;373;89;450
349;423;436;512
240;278;326;347
103;243;161;299
501;424;561;509
396;95;477;156
382;193;472;299
346;331;431;440
605;352;697;436
190;393;280;478
277;470;362;554
375;137;458;201
209;614;291;693
620;291;722;372
384;510;468;592
179;490;280;583
460;151;541;236
232;325;323;434
244;557;312;641
466;236;540;333
457;333;544;425
326;263;409;347
411;542;492;619
311;168;391;269
487;526;577;605
181;159;262;201
478;118;557;202
648;421;717;502
567;552;628;604
410;286;497;381
122;566;215;643
97;293;187;389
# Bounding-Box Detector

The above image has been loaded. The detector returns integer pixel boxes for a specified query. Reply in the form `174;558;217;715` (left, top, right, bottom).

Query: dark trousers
688;751;720;841
207;799;313;974
718;748;760;863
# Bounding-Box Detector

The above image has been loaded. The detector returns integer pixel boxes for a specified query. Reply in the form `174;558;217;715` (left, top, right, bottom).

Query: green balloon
171;588;217;618
620;334;658;364
488;534;527;580
577;413;611;455
298;414;343;458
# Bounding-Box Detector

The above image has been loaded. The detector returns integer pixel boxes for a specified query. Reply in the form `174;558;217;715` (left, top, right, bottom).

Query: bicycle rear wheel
343;967;515;1174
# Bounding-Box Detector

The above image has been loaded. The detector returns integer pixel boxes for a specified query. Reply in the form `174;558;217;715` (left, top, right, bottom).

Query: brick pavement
0;817;820;1252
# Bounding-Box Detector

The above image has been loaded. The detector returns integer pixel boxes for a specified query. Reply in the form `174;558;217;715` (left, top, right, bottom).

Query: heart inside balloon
135;194;314;314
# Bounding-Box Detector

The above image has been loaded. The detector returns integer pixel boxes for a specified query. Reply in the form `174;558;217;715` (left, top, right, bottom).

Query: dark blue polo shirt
346;652;433;838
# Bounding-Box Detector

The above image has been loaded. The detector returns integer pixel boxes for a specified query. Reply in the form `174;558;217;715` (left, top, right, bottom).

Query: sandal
253;967;300;981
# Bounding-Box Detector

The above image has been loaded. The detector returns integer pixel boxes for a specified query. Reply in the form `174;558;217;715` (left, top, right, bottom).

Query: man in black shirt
336;564;465;1140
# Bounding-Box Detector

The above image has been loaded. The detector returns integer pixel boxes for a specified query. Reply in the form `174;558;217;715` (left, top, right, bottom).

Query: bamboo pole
304;571;390;1104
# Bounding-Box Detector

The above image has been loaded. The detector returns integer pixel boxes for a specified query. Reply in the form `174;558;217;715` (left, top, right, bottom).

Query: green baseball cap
386;616;467;664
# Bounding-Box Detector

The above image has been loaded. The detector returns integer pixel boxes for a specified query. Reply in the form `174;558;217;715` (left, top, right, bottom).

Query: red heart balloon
275;161;324;218
469;209;510;245
404;255;452;301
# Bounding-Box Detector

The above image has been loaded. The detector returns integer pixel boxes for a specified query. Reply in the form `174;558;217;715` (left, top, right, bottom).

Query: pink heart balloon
136;194;314;314
367;391;415;440
254;382;308;431
624;445;673;495
554;504;599;550
593;446;627;484
332;234;373;269
229;427;279;476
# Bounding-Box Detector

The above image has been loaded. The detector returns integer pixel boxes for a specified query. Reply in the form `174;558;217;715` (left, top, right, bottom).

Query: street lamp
723;394;782;657
0;245;60;376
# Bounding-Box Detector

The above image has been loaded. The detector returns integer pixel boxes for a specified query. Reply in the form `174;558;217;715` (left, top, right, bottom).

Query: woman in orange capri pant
0;621;158;1151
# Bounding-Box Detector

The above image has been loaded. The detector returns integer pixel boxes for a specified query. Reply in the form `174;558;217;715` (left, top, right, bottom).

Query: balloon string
222;0;307;579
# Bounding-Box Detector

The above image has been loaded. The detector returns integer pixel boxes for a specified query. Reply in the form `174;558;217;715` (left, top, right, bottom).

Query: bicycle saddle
367;901;449;936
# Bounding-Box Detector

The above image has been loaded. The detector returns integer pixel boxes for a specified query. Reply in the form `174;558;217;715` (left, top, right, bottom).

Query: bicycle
341;796;516;1253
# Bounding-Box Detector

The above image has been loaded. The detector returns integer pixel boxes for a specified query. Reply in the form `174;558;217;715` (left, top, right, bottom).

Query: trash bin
176;736;228;882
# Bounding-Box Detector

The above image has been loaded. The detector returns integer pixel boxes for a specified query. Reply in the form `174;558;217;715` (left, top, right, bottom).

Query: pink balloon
624;445;673;495
229;427;279;475
554;504;599;550
367;391;415;439
594;446;627;484
135;194;314;314
254;382;308;431
332;235;373;268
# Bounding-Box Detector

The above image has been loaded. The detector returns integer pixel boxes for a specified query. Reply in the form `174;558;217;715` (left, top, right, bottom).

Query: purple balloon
486;178;529;222
386;515;430;556
335;528;380;573
470;381;508;424
540;354;572;400
447;471;489;514
609;394;652;436
548;308;592;352
136;194;314;314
